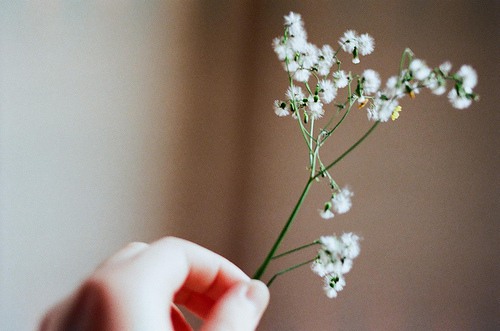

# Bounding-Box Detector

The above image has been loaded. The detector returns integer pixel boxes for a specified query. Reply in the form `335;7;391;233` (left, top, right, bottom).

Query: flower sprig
254;12;479;299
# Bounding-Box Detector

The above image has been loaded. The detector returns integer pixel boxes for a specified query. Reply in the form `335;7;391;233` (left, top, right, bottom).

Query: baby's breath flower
340;233;361;259
384;76;405;99
284;11;301;26
288;35;308;54
312;233;361;298
339;30;358;53
319;209;334;220
323;274;346;298
448;88;472;109
339;30;374;63
357;33;375;56
318;45;335;76
294;68;311;83
439;61;452;75
272;37;288;61
409;59;432;81
274;100;290;117
361;69;381;94
331;187;353;214
286;86;305;102
307;97;324;119
318;79;337;104
426;74;447;96
456;65;478;91
333;70;349;89
367;93;400;122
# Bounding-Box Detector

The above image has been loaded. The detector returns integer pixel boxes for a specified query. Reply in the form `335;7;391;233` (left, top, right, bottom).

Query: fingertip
201;280;270;331
246;279;270;316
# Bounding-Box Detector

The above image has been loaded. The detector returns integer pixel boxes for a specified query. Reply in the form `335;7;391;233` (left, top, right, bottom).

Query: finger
201;280;270;331
97;237;250;320
170;305;193;331
137;237;249;301
98;242;149;268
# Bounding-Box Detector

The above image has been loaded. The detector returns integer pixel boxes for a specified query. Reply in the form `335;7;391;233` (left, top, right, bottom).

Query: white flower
300;43;319;69
357;33;374;55
332;70;349;88
294;68;311;82
317;45;335;76
286;60;300;73
426;74;447;96
448;88;472;109
319;209;334;219
340;233;361;259
307;97;324;119
331;187;353;214
432;85;447;96
384;76;404;99
273;100;289;117
286;86;305;101
272;37;287;61
456;65;478;91
288;35;308;54
311;259;329;277
339;30;358;53
312;232;361;298
319;236;342;252
284;11;302;27
362;69;381;94
318;79;337;104
439;61;452;75
409;59;432;81
323;274;346;298
367;93;399;122
284;12;306;40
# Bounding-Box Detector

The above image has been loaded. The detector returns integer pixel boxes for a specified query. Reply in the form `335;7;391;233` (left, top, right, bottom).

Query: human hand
39;237;269;331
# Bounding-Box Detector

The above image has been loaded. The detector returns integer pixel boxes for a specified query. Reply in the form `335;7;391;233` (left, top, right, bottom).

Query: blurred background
1;1;498;330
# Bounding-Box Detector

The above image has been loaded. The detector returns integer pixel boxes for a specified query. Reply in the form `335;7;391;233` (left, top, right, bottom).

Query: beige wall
1;1;497;330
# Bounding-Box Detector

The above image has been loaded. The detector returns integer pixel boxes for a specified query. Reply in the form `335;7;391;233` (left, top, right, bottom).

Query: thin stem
314;121;380;180
285;58;313;152
272;241;319;260
253;178;314;280
309;117;316;176
267;258;317;287
324;104;352;142
397;48;414;88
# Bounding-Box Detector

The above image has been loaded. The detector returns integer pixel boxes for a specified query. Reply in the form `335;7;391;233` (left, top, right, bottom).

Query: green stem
267;258;317;287
314;121;380;180
309;117;316;176
272;241;319;260
253;178;314;280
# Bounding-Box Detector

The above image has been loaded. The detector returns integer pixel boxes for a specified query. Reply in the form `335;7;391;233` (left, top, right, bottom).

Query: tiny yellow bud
391;106;402;121
409;90;416;99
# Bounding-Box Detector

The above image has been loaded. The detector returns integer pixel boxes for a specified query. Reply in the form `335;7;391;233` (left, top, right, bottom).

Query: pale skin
39;237;270;331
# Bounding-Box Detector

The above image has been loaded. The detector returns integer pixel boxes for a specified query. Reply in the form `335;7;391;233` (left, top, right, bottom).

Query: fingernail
244;280;270;315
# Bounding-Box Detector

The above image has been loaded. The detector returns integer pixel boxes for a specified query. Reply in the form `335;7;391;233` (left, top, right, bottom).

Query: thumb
201;280;269;331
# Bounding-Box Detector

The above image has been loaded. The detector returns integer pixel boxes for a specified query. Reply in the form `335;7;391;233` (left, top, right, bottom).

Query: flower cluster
254;11;479;302
368;58;479;122
311;233;361;298
339;30;375;64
